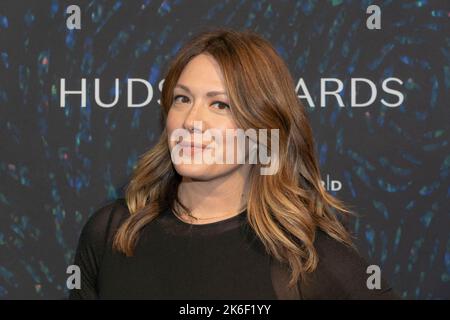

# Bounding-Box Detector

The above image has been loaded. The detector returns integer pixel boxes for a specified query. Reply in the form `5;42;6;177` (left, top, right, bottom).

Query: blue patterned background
0;0;449;299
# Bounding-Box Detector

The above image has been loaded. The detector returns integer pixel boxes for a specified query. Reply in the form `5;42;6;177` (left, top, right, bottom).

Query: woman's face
166;53;248;181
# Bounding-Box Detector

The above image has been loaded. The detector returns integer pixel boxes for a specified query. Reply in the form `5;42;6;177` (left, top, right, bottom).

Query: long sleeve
299;230;401;299
68;200;119;299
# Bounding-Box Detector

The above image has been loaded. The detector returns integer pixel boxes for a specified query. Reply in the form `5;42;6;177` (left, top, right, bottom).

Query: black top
69;198;399;300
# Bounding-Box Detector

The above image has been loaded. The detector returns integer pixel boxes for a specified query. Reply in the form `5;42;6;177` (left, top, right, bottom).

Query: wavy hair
113;27;356;287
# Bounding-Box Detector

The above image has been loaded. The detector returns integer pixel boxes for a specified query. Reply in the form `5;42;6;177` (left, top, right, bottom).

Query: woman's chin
173;163;214;180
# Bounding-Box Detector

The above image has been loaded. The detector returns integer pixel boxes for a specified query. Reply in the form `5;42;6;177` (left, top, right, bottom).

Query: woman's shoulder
313;229;362;266
84;198;129;230
78;198;130;248
299;228;399;299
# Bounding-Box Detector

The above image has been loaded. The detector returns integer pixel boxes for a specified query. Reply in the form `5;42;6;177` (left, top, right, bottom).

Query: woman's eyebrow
174;84;228;97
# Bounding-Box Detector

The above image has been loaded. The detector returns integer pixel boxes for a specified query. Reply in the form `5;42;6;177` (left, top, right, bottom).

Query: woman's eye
173;95;229;111
211;101;230;110
173;95;189;104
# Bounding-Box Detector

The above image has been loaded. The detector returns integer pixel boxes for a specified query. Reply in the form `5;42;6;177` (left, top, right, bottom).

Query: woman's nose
182;103;208;133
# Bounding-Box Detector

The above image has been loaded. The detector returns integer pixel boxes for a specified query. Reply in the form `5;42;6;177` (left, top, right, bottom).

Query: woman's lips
177;140;211;149
177;143;210;156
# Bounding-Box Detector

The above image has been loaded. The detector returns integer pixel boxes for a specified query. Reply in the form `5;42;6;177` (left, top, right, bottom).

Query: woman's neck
176;165;250;224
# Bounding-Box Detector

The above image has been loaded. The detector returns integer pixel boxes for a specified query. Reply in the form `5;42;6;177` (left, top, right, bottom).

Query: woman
69;28;399;299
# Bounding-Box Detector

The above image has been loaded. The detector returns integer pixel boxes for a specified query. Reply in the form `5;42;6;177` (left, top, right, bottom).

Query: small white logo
66;265;81;289
366;264;381;289
366;5;381;30
66;5;81;30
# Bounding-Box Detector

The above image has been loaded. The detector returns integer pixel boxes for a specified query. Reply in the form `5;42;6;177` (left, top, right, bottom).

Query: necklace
178;206;247;222
194;207;246;220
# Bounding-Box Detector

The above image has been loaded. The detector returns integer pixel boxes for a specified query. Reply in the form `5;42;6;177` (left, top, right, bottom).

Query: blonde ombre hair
113;27;356;287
